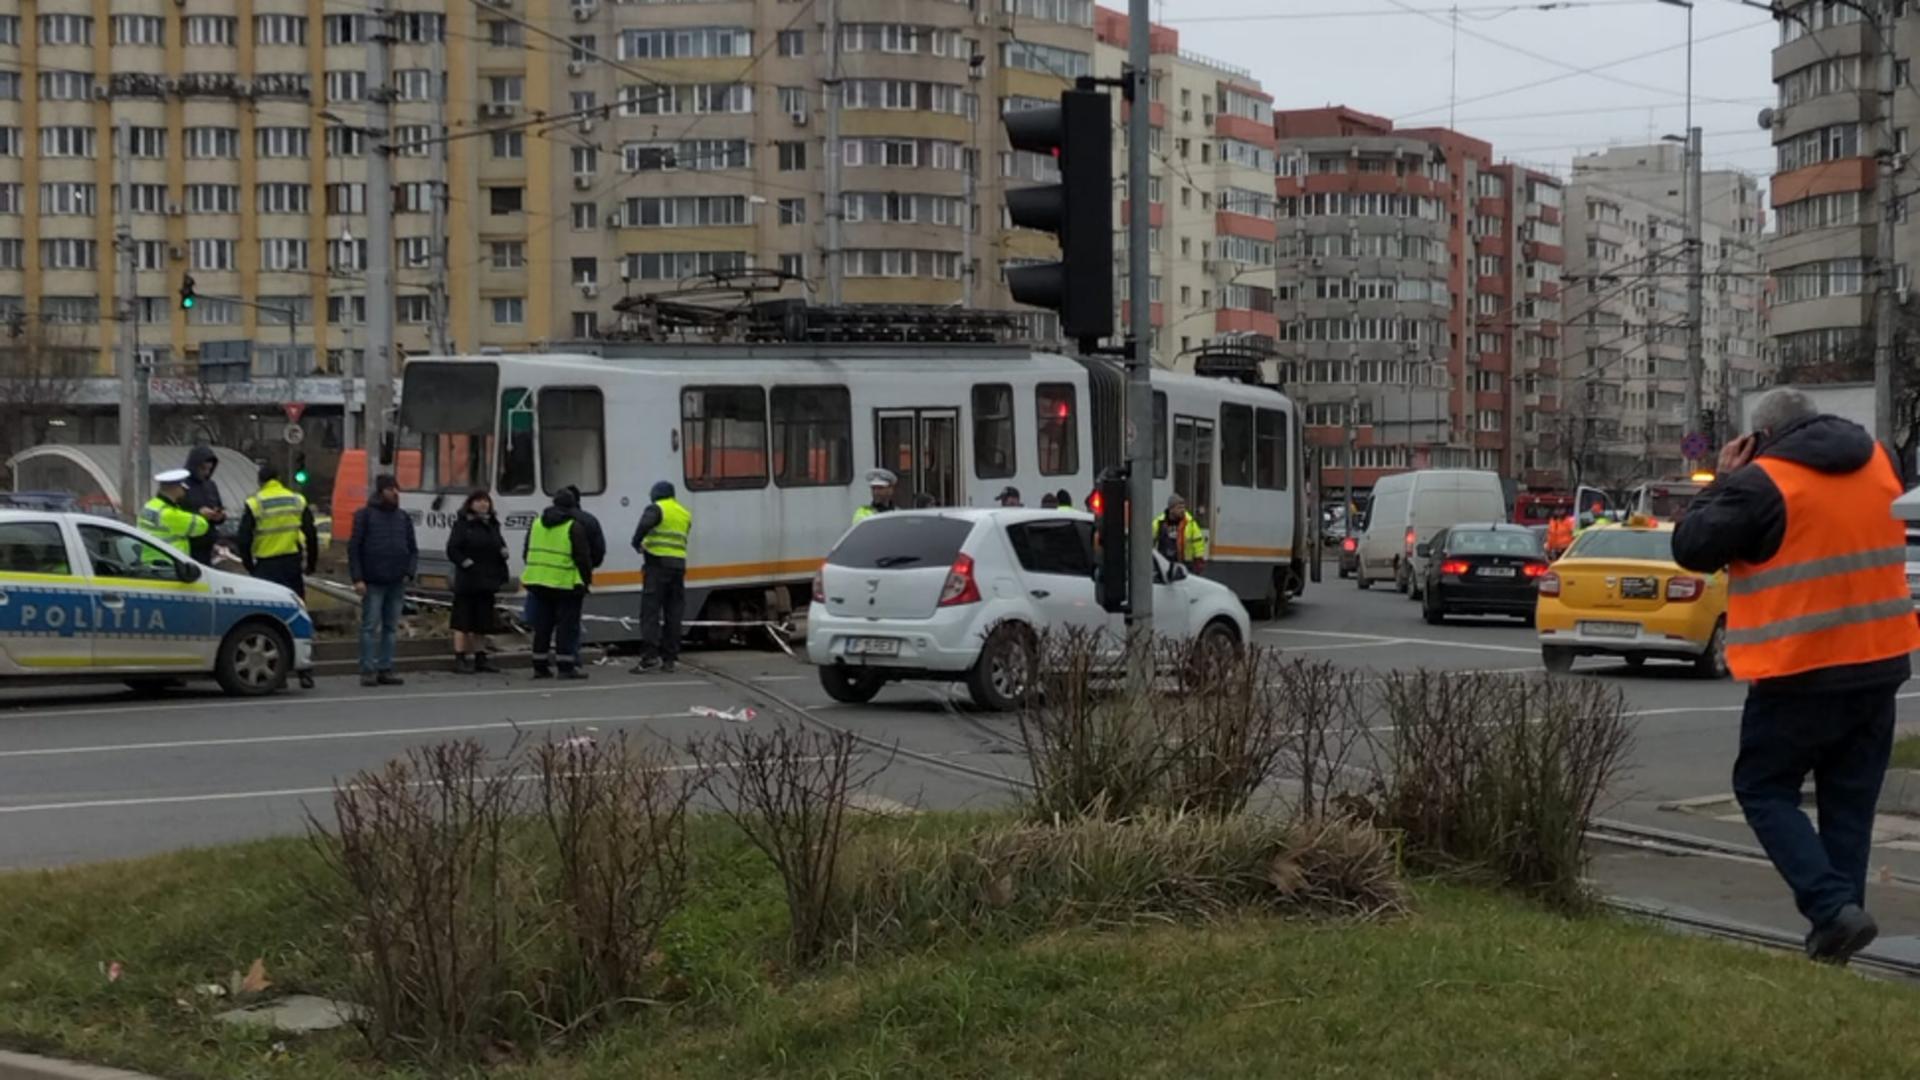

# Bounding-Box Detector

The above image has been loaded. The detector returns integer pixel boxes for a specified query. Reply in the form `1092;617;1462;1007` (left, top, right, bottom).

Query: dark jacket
236;502;320;575
1673;413;1912;694
523;504;596;589
181;446;225;563
629;503;688;570
348;499;419;585
446;512;510;595
574;505;608;569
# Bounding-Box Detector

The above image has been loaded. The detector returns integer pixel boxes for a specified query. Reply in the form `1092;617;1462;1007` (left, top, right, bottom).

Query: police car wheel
216;621;292;697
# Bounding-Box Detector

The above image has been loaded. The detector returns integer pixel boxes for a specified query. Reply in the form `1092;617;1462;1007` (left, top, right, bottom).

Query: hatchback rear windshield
1569;529;1673;561
1449;530;1541;556
828;515;975;569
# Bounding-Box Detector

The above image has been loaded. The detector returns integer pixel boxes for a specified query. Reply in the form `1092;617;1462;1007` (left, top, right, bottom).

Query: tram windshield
399;362;498;494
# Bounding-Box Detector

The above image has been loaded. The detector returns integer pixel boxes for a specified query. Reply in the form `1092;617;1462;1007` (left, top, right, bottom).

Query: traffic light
1097;469;1130;614
178;275;197;311
1003;89;1113;350
292;452;309;487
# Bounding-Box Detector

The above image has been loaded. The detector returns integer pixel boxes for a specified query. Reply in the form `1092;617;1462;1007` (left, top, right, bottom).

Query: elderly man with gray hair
1673;387;1920;966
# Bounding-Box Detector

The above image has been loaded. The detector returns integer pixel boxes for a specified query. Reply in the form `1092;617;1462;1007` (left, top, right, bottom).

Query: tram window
771;385;852;488
1256;407;1288;491
972;384;1016;479
1220;403;1254;488
497;388;535;496
538;387;606;495
682;386;768;490
1173;415;1214;528
1153;391;1168;479
400;360;498;492
1035;383;1078;476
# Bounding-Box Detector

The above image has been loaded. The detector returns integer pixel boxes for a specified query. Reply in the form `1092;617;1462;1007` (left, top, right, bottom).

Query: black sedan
1416;523;1549;625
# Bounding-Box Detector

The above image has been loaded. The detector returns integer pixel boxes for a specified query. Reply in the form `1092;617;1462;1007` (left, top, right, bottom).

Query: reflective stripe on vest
522;518;582;590
641;498;692;560
1724;446;1920;681
246;483;307;560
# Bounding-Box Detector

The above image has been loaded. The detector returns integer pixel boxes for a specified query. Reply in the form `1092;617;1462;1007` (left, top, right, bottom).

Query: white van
1354;470;1509;594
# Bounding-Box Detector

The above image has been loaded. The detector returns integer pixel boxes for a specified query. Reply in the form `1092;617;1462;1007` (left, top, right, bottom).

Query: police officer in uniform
139;469;212;558
629;480;691;674
522;488;595;680
238;462;319;688
853;468;897;524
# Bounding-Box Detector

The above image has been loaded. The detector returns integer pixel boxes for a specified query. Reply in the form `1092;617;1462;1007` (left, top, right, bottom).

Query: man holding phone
1673;388;1920;965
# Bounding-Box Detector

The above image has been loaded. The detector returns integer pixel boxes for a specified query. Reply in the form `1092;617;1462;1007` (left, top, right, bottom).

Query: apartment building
1085;8;1276;369
1764;2;1914;378
0;0;1097;380
1563;145;1768;484
1271;106;1566;497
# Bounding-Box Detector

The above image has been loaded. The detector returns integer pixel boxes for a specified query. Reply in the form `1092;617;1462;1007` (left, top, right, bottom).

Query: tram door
875;408;961;507
1172;414;1216;531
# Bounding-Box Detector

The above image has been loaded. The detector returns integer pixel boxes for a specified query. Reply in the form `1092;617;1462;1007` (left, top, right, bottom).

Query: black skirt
450;592;496;633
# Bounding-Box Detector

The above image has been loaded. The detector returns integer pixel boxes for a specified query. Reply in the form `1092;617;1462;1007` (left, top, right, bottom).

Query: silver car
1907;529;1920;605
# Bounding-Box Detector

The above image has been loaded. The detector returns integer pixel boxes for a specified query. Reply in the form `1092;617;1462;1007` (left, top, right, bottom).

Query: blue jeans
1733;684;1898;928
358;582;406;675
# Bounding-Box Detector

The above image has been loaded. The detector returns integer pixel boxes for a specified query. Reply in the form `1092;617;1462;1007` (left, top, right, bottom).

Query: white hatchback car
0;509;315;696
807;508;1251;710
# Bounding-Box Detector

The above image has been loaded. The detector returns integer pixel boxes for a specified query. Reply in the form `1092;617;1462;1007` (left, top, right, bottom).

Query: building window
325;183;365;215
191;239;236;271
40;127;97;159
771;386;853;487
488;76;524;104
398;238;432;268
260;238;309;272
571;257;598;285
779;253;806;278
491;297;525;325
40;183;96;216
490;241;526;269
128;127;167;158
572;312;599;338
490;131;525;159
778;198;806;224
257;183;309;214
188;184;240;214
1036;383;1078;476
185;15;236;46
38;14;93;46
777;30;804;56
326;127;366;156
777;141;807;171
40;239;97;270
972;384;1016;479
323;14;361;44
682;386;769;490
539;389;607;495
394;69;438;102
569;34;596;62
572;202;598;230
254;14;306;46
490;187;525;215
38;71;94;101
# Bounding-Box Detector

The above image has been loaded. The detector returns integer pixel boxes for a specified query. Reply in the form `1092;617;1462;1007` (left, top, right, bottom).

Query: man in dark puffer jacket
348;474;418;687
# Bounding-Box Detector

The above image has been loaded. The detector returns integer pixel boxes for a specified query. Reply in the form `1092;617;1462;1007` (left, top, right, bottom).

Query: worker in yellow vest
238;462;320;687
138;469;212;559
629;480;693;674
521;489;595;680
1152;493;1209;573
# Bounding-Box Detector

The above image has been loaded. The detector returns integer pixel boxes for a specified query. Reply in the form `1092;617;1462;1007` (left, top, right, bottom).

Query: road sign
1681;432;1710;459
282;402;306;424
282;423;305;446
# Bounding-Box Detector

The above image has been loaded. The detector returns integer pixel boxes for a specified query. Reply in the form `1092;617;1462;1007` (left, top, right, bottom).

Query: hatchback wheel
967;624;1035;712
819;665;885;704
1693;620;1728;680
216;621;291;697
1541;645;1575;674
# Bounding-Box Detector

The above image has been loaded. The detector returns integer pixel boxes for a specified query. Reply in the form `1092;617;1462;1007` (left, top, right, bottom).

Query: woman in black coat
446;490;510;673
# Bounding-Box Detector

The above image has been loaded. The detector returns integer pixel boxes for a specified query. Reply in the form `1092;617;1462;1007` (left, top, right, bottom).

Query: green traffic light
180;296;195;309
293;470;309;485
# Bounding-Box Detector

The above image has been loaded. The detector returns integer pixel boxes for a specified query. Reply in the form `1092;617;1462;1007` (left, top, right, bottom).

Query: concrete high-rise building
1563;145;1767;485
1271;106;1566;498
0;0;1099;381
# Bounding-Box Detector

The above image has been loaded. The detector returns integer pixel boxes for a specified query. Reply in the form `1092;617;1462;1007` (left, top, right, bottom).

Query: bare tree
0;319;90;465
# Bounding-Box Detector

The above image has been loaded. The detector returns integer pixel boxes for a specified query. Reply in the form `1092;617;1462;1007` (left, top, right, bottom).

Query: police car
0;509;314;696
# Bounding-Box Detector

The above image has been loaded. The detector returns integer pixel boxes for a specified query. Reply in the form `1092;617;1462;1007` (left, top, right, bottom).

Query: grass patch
1892;733;1920;771
4;823;1920;1079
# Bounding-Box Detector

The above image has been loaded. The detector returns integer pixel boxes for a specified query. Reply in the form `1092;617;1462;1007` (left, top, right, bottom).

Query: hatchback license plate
1581;621;1639;639
845;637;901;657
1477;567;1516;578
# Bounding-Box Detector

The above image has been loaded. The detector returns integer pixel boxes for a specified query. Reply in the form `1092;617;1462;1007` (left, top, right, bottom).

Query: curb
0;1050;161;1080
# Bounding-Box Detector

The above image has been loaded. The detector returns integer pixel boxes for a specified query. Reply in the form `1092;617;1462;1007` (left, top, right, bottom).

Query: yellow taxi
1535;516;1728;678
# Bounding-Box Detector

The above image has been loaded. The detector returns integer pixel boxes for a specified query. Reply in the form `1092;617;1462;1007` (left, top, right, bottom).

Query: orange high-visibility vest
1725;446;1920;681
1547;517;1574;552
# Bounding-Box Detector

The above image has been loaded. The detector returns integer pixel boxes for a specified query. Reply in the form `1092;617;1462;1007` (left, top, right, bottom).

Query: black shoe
532;667;554;680
629;655;661;675
1807;904;1879;964
474;653;501;674
558;667;588;681
376;672;406;687
660;660;677;673
359;674;379;688
454;654;476;674
297;672;315;690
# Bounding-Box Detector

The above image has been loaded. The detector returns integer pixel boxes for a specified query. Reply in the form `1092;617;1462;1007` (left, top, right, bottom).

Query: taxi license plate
1581;621;1639;639
1477;567;1516;578
845;637;901;657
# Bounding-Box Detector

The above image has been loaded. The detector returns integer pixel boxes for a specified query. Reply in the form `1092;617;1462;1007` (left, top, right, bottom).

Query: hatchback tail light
1522;561;1549;579
1341;537;1357;553
1439;559;1471;576
1666;575;1705;602
1538;571;1562;597
939;553;982;606
811;564;826;604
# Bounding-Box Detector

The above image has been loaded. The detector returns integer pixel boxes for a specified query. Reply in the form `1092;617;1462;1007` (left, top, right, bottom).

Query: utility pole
1684;125;1704;460
823;0;843;305
428;31;452;356
961;167;974;307
115;119;145;521
1875;0;1899;445
1125;0;1155;674
1343;389;1358;518
363;5;396;495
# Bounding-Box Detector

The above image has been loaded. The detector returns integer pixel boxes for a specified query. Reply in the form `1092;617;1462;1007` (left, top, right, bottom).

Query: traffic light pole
1123;0;1155;681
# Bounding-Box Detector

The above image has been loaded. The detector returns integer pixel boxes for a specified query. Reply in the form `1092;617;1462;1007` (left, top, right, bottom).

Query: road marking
1623;689;1920;720
0;680;707;723
1282;639;1409;653
1257;628;1538;655
753;674;809;683
0;711;699;760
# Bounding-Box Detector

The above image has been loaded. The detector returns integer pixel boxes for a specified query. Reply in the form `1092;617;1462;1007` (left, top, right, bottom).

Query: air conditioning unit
571;2;596;20
92;85;111;101
165;201;183;217
605;210;622;229
481;101;515;118
579;282;599;298
234;79;252;97
579;118;595;133
566;60;586;77
163;78;180;94
573;172;594;189
167;244;184;261
791;110;808;126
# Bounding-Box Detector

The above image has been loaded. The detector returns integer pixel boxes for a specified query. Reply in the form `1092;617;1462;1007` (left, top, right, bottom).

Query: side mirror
176;560;203;583
1415;542;1431;559
1168;563;1189;582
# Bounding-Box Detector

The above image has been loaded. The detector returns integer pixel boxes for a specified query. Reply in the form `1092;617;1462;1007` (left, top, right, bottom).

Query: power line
1167;1;1663;21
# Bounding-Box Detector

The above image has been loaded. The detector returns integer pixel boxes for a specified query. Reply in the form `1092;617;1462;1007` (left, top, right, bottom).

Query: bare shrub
1161;642;1293;816
1015;627;1176;822
829;812;1406;951
533;733;692;1023
690;724;877;964
308;740;528;1063
1267;658;1376;821
1374;671;1634;908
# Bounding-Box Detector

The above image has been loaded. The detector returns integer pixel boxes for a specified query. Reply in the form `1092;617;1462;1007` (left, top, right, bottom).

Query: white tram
395;330;1308;636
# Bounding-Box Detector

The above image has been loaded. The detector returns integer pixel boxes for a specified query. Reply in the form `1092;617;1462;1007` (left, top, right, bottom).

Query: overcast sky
1158;0;1777;178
